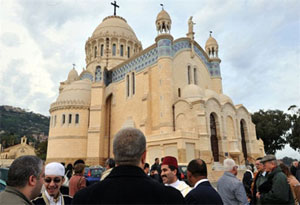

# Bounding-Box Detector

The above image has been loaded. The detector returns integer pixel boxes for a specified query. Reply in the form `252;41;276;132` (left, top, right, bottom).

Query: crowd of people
0;127;299;205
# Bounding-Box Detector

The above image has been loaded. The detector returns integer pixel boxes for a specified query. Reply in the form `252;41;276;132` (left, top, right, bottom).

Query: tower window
62;114;65;124
75;114;79;124
178;88;181;97
187;65;191;84
126;75;130;97
69;114;72;124
112;44;116;56
132;72;135;95
120;45;124;56
94;46;97;58
127;47;130;58
100;44;104;56
194;67;198;85
54;115;57;127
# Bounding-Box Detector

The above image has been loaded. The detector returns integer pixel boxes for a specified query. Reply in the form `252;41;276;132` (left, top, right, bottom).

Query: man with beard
0;156;45;205
161;156;191;197
32;162;72;205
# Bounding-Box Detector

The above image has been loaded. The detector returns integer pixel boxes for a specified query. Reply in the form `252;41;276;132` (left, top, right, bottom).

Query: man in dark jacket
257;155;294;205
185;158;223;204
72;127;185;204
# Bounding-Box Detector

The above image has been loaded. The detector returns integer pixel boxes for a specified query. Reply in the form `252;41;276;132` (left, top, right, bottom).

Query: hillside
0;105;49;148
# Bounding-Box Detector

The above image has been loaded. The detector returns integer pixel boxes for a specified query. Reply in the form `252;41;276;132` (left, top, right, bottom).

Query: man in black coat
72;128;185;204
185;159;223;205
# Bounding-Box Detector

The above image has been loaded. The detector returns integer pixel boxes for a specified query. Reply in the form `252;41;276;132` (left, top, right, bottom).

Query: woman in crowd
68;163;86;197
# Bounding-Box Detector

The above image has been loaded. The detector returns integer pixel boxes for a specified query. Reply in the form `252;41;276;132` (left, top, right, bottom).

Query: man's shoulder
62;194;73;204
31;195;45;205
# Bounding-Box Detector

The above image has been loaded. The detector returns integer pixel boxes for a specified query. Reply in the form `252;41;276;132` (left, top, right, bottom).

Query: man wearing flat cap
161;156;191;196
257;155;294;204
32;162;72;205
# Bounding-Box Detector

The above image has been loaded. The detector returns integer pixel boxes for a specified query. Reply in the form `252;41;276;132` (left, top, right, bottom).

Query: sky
0;0;299;158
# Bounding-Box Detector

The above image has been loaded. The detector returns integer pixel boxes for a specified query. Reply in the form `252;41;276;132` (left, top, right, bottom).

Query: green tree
36;140;48;160
252;109;291;154
287;105;300;152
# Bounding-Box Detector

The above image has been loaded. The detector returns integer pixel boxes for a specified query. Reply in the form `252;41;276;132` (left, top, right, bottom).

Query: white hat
45;162;65;176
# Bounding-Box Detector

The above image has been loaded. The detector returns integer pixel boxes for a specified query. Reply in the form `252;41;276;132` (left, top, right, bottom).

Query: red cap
162;156;178;168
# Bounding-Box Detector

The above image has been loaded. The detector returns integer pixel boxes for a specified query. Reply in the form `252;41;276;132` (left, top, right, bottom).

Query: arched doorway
210;113;219;162
105;94;112;158
240;120;248;163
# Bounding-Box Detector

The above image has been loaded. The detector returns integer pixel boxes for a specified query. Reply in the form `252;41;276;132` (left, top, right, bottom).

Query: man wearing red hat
161;156;191;197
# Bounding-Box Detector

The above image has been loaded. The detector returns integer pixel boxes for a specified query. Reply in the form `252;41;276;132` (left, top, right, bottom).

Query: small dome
156;9;171;22
182;84;204;99
92;16;139;42
56;80;92;105
204;89;220;101
67;68;79;82
220;94;234;104
205;36;218;48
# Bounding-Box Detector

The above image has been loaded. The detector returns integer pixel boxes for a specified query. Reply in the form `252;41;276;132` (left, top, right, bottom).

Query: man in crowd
217;158;248;205
289;177;300;203
144;163;150;175
151;157;160;171
100;158;115;180
72;127;185;204
257;155;294;204
252;157;268;205
185;159;223;204
161;156;191;197
0;156;44;205
291;160;298;177
32;162;72;205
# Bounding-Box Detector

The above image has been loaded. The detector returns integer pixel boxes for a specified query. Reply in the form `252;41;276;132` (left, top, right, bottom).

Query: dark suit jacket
185;181;223;205
72;165;185;204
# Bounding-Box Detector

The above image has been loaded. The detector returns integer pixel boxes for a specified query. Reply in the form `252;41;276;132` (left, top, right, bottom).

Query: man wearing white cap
32;162;72;205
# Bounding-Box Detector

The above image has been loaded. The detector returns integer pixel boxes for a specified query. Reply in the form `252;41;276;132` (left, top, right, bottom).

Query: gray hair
224;158;237;171
113;128;146;166
7;155;43;188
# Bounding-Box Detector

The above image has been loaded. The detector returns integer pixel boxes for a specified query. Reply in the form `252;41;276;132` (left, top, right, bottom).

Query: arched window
120;45;124;56
69;114;72;124
187;65;191;84
75;114;79;124
132;72;135;95
100;44;104;56
127;46;130;58
94;46;97;58
194;67;197;85
95;66;102;82
62;114;65;124
178;88;181;97
126;75;130;97
112;44;116;56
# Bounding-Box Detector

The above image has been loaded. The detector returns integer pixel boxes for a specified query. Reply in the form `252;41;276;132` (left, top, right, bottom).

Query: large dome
92;15;139;42
182;84;204;100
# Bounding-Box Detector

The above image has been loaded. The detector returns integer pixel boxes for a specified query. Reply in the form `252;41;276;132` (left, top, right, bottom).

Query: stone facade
47;9;264;171
0;136;36;167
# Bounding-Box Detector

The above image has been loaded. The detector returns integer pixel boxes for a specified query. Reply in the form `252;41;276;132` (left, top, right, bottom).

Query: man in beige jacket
0;155;44;205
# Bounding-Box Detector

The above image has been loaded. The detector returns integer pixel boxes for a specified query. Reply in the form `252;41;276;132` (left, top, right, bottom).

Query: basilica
46;6;264;172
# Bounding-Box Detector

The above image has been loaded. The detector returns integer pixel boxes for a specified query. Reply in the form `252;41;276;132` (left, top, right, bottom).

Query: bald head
113;128;146;166
187;159;207;178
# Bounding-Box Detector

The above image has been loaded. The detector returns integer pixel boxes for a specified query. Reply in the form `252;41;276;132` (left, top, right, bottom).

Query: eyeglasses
44;177;62;183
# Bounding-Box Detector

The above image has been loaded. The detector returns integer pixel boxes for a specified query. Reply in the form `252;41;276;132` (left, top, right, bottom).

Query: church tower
205;32;223;94
154;8;174;134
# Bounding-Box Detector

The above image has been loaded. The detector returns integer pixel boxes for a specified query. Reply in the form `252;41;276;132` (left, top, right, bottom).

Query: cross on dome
111;1;119;16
